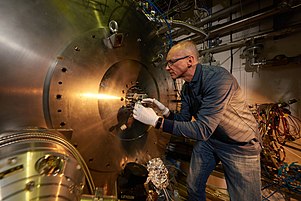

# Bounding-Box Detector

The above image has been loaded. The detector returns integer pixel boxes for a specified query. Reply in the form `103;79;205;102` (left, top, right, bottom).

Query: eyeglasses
166;55;190;67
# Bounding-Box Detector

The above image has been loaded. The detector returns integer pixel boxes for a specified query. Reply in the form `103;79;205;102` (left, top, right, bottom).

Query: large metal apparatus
0;129;89;201
0;0;175;199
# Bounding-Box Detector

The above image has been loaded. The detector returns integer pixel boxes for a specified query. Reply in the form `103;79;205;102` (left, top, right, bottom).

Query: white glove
133;103;159;127
141;98;170;116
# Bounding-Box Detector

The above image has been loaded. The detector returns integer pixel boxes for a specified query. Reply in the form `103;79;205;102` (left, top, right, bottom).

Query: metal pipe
158;0;254;39
199;3;300;42
207;6;289;39
199;22;301;55
164;19;208;38
173;2;301;46
198;1;245;26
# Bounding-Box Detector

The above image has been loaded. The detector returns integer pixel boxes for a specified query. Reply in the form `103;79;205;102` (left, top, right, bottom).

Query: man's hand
133;103;159;127
142;98;170;116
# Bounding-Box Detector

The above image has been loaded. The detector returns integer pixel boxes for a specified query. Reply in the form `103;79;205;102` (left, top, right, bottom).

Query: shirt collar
189;63;201;84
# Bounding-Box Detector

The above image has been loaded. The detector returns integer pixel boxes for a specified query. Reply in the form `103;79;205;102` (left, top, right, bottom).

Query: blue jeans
187;138;262;201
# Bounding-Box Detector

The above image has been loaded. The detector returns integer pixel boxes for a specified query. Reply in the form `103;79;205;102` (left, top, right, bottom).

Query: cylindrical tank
0;0;175;197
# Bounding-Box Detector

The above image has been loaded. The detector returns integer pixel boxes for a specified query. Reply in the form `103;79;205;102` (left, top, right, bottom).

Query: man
133;40;262;201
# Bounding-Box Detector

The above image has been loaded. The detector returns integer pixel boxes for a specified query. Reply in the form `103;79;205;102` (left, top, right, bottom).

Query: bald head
165;40;199;82
167;40;199;64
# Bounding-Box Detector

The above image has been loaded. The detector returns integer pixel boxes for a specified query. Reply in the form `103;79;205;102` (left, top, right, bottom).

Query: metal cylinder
0;0;175;196
0;129;88;201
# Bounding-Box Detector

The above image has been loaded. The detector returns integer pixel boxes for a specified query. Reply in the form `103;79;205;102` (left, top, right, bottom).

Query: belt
211;134;257;146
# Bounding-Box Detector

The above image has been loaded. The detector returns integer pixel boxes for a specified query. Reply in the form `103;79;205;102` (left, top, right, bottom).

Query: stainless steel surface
0;129;87;201
0;0;175;197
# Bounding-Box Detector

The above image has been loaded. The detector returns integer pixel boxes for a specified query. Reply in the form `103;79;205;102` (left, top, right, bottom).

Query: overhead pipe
207;5;295;39
198;22;301;55
170;1;301;49
158;1;301;54
157;0;254;39
197;0;254;26
160;19;208;38
194;2;301;42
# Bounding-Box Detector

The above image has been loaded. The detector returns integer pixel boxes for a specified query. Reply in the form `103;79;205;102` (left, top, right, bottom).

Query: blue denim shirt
163;64;260;143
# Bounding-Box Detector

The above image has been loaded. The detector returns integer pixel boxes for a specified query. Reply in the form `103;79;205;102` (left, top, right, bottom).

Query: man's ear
187;60;192;68
187;55;194;66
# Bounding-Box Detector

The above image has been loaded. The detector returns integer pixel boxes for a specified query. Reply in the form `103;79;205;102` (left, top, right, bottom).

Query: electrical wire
256;101;301;199
145;0;173;47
